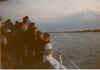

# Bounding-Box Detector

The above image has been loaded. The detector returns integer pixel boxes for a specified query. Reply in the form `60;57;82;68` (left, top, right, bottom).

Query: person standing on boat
31;27;40;56
13;23;25;65
22;16;29;31
43;32;66;69
24;22;36;56
14;21;20;31
43;32;53;63
1;25;9;68
23;16;31;24
36;32;45;62
3;19;13;33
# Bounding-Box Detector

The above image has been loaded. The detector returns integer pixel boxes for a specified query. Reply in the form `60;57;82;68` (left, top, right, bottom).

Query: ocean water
51;32;100;68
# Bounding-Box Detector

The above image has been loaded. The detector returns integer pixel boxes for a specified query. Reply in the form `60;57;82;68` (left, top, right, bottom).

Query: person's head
15;21;19;24
23;17;27;24
5;19;11;24
23;16;29;24
24;16;29;20
44;32;51;43
28;22;35;30
31;22;35;28
38;31;44;39
33;27;38;32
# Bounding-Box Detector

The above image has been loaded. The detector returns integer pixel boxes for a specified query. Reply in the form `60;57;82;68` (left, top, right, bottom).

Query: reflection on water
51;32;100;69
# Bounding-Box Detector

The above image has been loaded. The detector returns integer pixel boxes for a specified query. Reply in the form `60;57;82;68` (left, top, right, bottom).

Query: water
51;32;100;68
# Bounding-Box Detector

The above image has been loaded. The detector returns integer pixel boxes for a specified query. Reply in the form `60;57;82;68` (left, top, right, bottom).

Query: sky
0;0;100;21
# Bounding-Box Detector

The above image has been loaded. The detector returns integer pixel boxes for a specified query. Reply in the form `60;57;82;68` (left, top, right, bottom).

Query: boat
0;47;79;69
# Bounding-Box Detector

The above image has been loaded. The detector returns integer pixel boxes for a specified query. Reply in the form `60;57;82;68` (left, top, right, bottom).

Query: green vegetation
48;29;100;33
79;29;100;32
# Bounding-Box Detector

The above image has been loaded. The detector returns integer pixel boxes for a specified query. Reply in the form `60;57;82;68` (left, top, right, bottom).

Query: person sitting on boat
36;32;45;62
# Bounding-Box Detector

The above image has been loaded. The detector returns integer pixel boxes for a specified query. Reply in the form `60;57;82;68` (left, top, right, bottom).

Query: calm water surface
51;32;100;69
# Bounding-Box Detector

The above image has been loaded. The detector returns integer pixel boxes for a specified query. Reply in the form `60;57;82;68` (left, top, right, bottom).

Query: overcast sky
0;0;100;21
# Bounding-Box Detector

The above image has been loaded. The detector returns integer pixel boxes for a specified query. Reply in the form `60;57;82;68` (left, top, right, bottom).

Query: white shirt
44;43;53;51
43;43;66;69
43;43;53;63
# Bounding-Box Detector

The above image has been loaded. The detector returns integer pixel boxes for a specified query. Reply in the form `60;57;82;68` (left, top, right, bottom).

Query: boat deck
0;48;79;69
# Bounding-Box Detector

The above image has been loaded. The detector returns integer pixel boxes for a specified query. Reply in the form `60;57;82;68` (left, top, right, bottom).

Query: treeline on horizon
48;29;100;33
78;29;100;32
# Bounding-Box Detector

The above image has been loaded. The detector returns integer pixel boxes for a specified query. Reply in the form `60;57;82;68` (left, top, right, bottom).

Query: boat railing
53;50;80;69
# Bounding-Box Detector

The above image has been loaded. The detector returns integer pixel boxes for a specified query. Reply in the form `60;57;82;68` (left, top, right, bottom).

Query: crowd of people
0;16;53;68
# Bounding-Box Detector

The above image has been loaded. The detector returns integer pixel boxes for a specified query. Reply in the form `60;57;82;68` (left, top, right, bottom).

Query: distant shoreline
48;29;100;33
76;29;100;32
